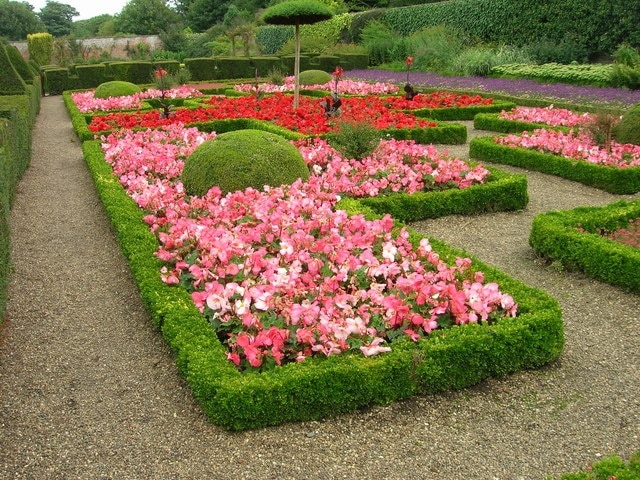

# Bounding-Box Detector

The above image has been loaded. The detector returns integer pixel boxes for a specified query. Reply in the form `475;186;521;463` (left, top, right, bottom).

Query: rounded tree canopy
261;0;333;26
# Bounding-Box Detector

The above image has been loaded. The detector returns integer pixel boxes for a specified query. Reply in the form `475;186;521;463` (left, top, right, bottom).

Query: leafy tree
223;4;254;56
71;14;114;38
0;0;46;40
186;0;230;32
115;0;181;35
38;1;79;37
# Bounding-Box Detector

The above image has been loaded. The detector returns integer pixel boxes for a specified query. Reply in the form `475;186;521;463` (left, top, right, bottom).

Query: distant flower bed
100;125;516;370
499;105;594;127
495;128;640;168
383;92;493;110
89;93;438;134
235;76;399;95
72;85;203;113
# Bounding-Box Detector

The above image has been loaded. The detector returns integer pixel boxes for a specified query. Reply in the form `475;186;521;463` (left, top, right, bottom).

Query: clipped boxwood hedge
469;135;640;194
530;199;640;293
408;100;516;121
473;112;572;134
78;133;563;430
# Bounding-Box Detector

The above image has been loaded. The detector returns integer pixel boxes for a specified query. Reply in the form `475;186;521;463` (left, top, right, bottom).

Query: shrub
326;120;381;159
181;129;310;196
614;103;640;145
298;69;332;85
27;32;53;66
408;25;469;74
94;81;141;99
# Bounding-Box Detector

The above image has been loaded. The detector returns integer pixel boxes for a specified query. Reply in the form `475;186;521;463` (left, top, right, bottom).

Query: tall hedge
27;32;53;66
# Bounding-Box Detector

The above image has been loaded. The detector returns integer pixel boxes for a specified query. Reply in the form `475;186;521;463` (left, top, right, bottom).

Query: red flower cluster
89;93;439;134
384;91;494;110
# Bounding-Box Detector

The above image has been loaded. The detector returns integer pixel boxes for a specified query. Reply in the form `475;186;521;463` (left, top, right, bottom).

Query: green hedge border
77;129;562;430
469;135;640;194
473;112;572;135
408;100;516;121
530;199;640;293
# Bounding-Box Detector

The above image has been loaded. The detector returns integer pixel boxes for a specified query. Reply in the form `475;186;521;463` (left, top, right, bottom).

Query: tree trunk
294;23;300;109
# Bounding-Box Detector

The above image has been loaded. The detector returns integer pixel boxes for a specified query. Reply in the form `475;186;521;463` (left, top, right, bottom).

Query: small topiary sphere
614;103;640;145
298;69;332;85
182;129;310;196
94;81;141;98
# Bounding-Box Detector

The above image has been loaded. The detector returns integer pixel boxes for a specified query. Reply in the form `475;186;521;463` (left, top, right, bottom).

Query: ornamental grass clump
327;120;381;160
181;129;310;196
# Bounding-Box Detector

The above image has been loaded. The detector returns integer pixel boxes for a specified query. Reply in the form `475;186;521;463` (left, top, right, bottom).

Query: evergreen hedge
530;199;640;293
469;135;640;194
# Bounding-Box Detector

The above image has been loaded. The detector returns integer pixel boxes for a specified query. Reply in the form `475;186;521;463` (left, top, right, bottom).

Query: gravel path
0;96;638;479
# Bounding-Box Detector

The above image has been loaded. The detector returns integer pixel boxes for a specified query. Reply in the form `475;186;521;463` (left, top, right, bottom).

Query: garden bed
469;135;640;194
530;199;640;293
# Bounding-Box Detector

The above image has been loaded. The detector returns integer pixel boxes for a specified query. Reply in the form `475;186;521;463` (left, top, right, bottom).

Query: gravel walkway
0;96;638;479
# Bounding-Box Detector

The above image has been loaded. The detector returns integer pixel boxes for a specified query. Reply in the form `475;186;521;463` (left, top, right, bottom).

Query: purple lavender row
345;69;640;108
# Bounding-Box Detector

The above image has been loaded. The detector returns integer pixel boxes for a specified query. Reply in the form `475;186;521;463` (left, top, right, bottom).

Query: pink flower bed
297;138;490;197
71;85;203;113
100;125;517;370
234;76;399;95
495;129;640;168
499;105;594;127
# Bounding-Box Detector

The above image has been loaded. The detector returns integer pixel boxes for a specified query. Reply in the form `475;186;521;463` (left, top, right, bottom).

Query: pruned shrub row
469;135;640;194
530;199;640;292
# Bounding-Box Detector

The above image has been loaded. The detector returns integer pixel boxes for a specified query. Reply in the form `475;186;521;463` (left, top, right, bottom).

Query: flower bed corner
530;199;640;293
80;138;563;431
469;135;640;194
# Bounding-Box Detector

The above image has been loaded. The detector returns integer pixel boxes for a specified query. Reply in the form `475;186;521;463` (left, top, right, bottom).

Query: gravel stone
0;97;638;479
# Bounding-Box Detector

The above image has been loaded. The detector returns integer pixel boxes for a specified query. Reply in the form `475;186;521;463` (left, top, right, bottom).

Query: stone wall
10;35;163;63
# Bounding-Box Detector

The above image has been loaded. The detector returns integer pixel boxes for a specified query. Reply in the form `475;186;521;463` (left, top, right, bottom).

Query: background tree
223;4;254;56
38;1;79;37
0;0;46;40
186;0;230;32
115;0;181;35
71;14;114;38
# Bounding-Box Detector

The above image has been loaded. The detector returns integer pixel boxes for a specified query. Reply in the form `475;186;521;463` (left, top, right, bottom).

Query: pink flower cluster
495;128;640;168
296;138;491;197
72;85;203;113
499;105;593;127
101;125;517;370
234;77;399;95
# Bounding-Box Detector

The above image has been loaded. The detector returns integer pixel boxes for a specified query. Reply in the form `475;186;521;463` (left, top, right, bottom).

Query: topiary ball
182;129;310;196
94;80;141;98
614;103;640;145
298;69;332;85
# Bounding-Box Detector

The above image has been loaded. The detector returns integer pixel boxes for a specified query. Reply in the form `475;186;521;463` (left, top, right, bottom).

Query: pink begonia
499;105;594;127
495;128;640;168
234;77;399;95
101;125;518;370
72;85;203;113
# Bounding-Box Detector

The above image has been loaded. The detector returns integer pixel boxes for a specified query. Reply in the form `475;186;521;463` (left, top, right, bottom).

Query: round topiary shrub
614;103;640;145
181;129;310;196
94;81;141;98
298;69;332;85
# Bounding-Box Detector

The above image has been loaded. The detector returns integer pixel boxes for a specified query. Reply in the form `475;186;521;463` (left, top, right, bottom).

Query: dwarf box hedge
469;135;640;194
409;100;516;121
80;134;563;431
530;199;640;293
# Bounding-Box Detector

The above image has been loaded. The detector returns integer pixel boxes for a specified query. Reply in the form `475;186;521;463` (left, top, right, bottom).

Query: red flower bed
88;93;439;134
383;92;494;110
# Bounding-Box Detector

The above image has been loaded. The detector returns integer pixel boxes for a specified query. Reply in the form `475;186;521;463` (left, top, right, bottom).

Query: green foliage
115;0;181;35
94;81;142;99
0;43;27;95
298;69;331;85
262;0;334;26
359;20;405;66
326;120;380;159
71;14;114;38
6;45;37;85
451;45;532;77
38;0;79;37
609;64;640;90
531;201;640;294
614;103;640;145
0;1;46;41
183;57;217;81
613;43;640;68
181;129;310;196
72;63;107;89
469;135;640;194
255;25;294;55
43;67;70;95
523;35;589;64
27;32;54;66
347;9;385;43
490;63;613;88
109;61;154;84
407;25;470;74
409;100;517;121
474;112;572;135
